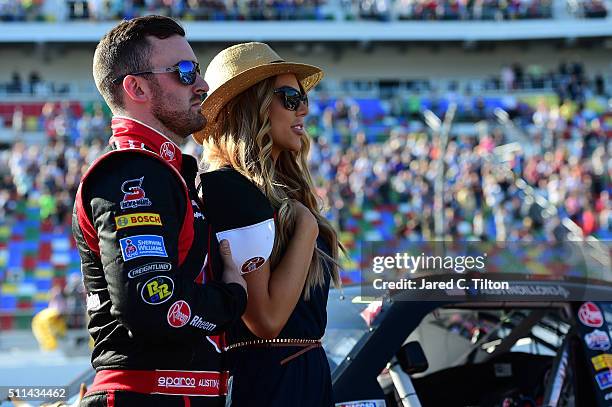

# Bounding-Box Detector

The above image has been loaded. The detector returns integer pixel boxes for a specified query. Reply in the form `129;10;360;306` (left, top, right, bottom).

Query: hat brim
192;62;323;144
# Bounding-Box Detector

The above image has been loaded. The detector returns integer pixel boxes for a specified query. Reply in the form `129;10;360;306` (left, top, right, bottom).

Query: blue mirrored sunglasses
112;60;200;86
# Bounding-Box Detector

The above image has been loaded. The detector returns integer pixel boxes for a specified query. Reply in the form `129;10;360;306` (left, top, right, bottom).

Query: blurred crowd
0;0;607;21
0;0;331;22
568;0;608;17
496;61;607;104
385;0;552;21
0;71;72;97
0;101;108;227
308;108;610;242
0;91;610;244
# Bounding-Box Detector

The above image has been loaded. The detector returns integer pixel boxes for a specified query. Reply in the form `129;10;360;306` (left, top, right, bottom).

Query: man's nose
194;75;210;98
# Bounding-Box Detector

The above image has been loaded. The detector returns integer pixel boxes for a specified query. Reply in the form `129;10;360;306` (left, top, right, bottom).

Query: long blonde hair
201;76;341;299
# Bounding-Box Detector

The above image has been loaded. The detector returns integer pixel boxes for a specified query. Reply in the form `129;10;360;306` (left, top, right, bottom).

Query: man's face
147;35;208;139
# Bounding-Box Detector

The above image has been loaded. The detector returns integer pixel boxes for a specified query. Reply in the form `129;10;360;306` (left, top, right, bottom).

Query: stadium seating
0;73;609;319
2;0;607;22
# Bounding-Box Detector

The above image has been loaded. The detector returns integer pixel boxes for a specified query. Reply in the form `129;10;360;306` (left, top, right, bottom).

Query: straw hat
193;42;324;144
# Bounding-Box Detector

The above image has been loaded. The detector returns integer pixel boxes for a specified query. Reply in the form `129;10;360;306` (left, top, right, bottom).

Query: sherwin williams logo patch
141;275;174;305
115;213;162;230
596;370;612;390
119;235;168;261
127;262;172;279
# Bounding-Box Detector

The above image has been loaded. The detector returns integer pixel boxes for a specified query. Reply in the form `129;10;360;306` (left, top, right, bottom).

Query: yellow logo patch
115;213;162;229
592;354;612;371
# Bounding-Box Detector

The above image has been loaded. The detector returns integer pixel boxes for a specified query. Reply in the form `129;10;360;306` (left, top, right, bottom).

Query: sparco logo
157;376;195;388
167;300;191;328
128;262;171;279
241;256;265;274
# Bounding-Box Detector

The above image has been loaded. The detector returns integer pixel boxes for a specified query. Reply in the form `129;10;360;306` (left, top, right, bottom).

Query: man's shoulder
82;150;179;192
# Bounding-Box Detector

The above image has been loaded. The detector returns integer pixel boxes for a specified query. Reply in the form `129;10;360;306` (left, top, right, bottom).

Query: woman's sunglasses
112;60;201;86
273;86;308;111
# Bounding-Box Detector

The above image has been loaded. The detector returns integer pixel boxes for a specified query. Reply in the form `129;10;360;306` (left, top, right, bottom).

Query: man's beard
150;79;206;138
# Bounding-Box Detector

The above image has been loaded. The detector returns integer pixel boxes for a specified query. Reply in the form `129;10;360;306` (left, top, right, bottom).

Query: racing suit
72;117;246;406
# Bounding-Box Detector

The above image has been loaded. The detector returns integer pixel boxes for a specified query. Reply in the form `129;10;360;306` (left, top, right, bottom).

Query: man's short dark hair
93;15;185;111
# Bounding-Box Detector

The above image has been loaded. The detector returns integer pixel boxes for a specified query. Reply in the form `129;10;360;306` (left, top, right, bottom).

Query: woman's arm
242;202;318;339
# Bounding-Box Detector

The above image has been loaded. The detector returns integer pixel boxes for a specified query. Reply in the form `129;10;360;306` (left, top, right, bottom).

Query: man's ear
122;75;150;104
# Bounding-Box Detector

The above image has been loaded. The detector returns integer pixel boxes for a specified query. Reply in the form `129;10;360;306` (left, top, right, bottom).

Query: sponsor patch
585;329;611;351
596;370;612;391
155;370;222;394
120;177;152;210
335;401;386;407
115;212;162;229
578;301;604;328
167;300;191;328
119;235;168;261
128;262;172;279
241;256;265;274
141;275;174;305
160;142;177;162
592;354;612;371
190;315;217;332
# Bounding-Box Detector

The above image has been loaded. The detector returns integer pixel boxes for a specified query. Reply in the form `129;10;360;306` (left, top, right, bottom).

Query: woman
193;42;341;406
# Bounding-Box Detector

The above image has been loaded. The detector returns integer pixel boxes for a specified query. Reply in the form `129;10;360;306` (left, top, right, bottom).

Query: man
72;15;247;406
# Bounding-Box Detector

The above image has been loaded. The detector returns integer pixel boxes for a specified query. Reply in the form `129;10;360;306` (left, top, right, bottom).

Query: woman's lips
291;124;304;135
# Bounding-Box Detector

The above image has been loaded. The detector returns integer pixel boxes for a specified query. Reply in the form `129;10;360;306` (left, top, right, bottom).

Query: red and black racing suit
72;117;246;407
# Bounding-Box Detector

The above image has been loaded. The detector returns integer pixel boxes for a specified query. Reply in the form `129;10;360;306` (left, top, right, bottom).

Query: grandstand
0;3;610;402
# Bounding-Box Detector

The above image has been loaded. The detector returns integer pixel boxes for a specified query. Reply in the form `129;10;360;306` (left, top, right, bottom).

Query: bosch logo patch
241;256;265;274
167;300;191;328
115;213;162;230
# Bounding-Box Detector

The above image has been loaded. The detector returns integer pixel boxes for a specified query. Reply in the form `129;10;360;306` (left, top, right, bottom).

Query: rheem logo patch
167;300;191;328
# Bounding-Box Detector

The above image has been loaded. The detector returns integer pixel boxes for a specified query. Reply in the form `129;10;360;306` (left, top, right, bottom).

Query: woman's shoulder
197;166;274;228
198;167;261;201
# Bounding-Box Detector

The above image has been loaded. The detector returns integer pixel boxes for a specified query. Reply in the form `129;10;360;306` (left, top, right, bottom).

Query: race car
325;284;612;407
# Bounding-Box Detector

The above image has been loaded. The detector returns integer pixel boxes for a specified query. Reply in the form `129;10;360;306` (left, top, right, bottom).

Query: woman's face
269;74;309;160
